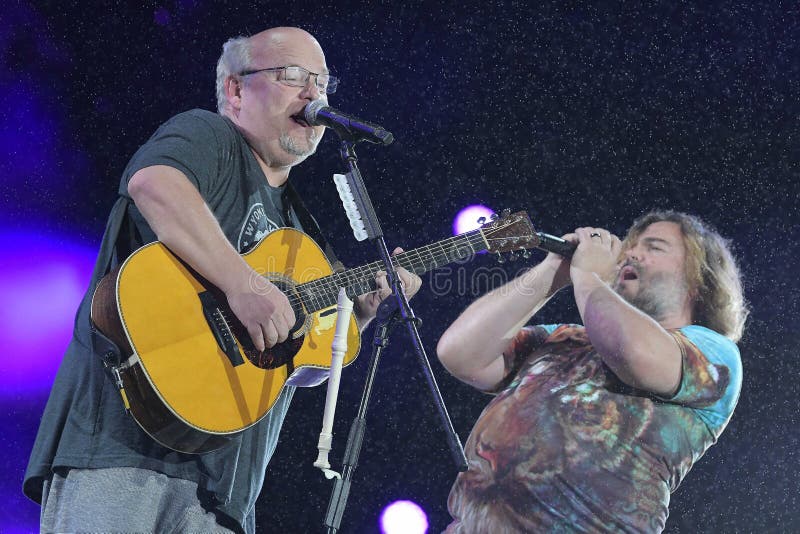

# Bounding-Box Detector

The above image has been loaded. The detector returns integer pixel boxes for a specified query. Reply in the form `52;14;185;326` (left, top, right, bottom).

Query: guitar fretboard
295;229;487;312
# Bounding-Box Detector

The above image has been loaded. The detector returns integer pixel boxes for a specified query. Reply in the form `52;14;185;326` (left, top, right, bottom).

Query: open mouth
290;113;310;127
620;265;639;281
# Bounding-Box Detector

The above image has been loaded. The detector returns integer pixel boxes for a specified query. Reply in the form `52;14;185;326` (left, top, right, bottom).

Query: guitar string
292;227;530;311
289;224;529;312
311;216;529;291
293;232;484;311
218;220;531;331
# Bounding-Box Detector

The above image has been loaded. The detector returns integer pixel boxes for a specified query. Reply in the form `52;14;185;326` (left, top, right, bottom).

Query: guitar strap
89;195;132;368
284;181;344;273
93;185;339;282
92;196;132;284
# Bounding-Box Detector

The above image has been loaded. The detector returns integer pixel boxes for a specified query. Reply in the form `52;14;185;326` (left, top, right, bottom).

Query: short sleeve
119;110;230;199
486;324;560;393
661;325;743;434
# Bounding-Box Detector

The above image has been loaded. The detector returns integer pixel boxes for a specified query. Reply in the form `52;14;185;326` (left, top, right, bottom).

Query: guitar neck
297;229;489;313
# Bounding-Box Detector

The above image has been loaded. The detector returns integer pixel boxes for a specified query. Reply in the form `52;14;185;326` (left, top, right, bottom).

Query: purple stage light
453;204;495;235
379;500;429;534
0;231;95;397
154;7;171;26
0;82;92;216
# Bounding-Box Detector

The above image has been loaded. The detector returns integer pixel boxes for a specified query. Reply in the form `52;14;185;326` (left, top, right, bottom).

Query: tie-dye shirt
445;324;741;533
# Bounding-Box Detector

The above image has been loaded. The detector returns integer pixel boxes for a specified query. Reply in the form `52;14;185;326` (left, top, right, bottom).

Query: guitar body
91;228;361;454
90;209;537;454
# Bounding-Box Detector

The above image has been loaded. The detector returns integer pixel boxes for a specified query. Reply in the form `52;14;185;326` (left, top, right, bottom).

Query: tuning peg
496;252;506;264
477;216;486;225
490;213;499;221
501;208;511;218
522;249;531;259
508;251;518;261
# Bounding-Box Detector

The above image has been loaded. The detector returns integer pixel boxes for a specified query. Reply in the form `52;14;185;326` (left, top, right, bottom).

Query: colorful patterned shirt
445;324;742;533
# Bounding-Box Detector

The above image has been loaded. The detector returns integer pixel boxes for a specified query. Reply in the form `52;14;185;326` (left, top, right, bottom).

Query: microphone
535;232;577;258
304;100;394;145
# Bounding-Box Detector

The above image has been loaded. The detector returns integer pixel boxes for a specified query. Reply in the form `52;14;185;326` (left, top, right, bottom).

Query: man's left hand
354;247;422;330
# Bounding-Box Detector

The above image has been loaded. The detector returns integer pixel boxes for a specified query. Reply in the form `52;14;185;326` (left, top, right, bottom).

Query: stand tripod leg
323;136;468;533
400;316;468;472
323;311;394;534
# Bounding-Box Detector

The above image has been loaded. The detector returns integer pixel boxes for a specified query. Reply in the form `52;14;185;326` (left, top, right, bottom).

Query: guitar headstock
479;209;538;260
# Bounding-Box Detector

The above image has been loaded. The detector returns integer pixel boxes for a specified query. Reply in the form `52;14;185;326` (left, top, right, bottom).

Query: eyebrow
641;237;672;248
284;62;329;74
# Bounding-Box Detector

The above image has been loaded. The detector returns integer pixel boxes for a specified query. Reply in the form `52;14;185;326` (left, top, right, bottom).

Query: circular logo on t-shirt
238;203;280;252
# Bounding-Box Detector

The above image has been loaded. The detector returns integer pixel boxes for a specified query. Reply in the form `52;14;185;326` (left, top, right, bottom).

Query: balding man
25;27;419;533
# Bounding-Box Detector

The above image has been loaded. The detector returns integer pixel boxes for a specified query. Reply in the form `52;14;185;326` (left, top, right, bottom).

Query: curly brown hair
622;211;749;342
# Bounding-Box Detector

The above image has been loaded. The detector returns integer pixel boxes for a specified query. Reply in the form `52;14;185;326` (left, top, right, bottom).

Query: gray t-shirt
24;109;320;532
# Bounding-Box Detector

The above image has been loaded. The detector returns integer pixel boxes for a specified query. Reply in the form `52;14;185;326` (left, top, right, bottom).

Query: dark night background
1;1;799;532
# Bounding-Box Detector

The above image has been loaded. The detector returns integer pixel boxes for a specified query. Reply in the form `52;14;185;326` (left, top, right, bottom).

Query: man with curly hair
438;211;747;533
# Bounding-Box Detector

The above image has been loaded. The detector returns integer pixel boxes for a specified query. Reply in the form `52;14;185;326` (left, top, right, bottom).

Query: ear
224;75;243;111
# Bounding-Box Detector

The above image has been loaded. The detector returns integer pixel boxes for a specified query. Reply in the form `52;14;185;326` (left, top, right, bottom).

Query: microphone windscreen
304;99;327;125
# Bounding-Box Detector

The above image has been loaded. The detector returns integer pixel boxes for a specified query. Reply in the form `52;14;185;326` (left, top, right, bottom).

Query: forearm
572;272;681;394
128;166;254;294
437;260;565;383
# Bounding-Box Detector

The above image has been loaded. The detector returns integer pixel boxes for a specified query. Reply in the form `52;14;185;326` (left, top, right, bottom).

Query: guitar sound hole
242;278;307;370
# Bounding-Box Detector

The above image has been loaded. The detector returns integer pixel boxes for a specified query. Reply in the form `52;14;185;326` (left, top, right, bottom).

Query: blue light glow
0;231;95;396
154;7;171;26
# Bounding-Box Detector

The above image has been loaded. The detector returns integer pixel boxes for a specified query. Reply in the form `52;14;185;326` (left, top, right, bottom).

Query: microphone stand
323;137;468;534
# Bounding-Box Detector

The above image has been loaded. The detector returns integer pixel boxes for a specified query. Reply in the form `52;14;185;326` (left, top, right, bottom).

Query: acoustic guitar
91;210;536;453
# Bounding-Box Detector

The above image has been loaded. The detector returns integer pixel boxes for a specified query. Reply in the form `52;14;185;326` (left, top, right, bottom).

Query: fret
296;229;488;314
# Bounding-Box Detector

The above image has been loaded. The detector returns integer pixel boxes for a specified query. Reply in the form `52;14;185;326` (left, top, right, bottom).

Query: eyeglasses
239;65;339;94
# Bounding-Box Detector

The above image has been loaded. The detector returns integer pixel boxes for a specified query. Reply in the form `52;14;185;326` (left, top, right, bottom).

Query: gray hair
215;35;253;114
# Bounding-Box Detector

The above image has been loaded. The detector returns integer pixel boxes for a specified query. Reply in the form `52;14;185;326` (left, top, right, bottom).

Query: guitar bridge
199;291;244;367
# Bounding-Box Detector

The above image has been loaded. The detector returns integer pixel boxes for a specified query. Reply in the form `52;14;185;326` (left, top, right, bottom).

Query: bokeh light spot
453;205;495;235
380;500;428;534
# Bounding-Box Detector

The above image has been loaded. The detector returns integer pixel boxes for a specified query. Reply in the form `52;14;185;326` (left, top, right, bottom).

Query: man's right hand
540;232;578;293
129;166;297;352
569;227;622;285
225;276;296;351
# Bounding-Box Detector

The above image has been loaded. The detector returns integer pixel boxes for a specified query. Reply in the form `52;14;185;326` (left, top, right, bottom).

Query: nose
300;75;323;100
624;247;640;262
